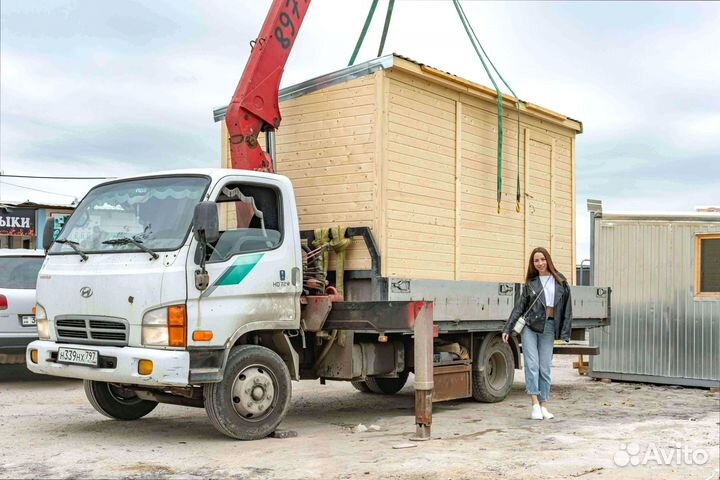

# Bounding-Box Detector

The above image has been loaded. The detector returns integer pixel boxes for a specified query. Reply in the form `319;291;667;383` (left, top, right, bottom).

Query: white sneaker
531;404;543;420
541;406;554;419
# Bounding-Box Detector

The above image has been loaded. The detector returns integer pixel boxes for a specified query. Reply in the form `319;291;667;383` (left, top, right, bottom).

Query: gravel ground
0;357;718;480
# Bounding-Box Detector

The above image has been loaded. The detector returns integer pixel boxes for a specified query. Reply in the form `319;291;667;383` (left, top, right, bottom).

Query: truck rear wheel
472;335;514;403
204;345;291;440
350;380;372;393
365;371;409;395
84;380;158;420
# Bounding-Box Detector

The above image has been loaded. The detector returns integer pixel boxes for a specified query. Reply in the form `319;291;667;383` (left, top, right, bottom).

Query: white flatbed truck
26;168;609;439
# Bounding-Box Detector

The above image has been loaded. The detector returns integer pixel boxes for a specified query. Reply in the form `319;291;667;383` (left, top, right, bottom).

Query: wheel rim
487;351;509;391
231;364;277;422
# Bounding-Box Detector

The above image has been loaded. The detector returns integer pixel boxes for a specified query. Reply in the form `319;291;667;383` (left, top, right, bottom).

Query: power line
0;174;115;180
0;179;77;199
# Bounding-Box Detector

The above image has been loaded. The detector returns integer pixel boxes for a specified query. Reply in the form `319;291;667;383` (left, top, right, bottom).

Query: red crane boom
225;0;311;172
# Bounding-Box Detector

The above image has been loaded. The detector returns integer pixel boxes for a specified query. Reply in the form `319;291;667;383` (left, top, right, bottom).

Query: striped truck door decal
201;253;264;297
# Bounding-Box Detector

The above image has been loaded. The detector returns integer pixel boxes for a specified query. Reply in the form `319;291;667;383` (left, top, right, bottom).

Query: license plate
57;347;99;367
21;315;36;326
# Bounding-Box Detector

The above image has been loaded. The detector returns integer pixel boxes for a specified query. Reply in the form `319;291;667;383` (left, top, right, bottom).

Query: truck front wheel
204;345;291;440
84;380;158;420
472;335;514;403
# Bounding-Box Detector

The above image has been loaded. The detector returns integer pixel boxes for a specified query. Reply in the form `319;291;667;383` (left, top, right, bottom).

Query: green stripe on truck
214;253;264;286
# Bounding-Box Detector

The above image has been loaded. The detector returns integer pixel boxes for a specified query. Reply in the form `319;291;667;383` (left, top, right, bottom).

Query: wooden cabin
215;54;582;284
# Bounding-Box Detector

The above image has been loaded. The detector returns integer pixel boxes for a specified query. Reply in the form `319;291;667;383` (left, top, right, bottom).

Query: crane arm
226;0;311;172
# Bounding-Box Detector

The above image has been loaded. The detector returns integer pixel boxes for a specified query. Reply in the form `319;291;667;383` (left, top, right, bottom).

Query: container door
526;134;552;252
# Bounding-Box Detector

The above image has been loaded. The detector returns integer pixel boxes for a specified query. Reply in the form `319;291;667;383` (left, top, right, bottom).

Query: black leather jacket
503;274;573;341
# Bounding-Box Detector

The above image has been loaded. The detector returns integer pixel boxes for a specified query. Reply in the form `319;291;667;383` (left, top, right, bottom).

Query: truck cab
26;167;610;441
27;169;303;435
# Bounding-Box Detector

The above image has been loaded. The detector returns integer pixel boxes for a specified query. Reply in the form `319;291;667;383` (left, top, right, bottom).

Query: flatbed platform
519;341;600;356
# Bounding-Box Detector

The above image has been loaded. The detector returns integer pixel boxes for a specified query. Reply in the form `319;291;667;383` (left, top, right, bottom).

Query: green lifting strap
460;13;524;213
515;105;521;213
329;226;352;297
312;228;331;279
348;0;379;66
452;0;523;214
377;0;395;57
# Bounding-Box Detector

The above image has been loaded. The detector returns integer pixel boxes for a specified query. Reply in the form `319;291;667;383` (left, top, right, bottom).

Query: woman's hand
502;332;509;344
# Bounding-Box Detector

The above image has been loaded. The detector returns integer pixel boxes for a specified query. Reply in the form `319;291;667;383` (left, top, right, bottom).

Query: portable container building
215;54;582;284
590;210;720;387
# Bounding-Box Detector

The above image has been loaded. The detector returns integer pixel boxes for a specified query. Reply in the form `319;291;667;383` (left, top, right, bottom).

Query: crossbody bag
512;277;551;335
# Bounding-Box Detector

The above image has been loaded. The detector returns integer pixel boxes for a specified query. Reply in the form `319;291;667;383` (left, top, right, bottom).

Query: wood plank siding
220;55;581;284
222;75;379;271
385;71;457;280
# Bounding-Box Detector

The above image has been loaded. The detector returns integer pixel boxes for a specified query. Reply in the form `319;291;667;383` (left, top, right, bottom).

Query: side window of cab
206;183;283;263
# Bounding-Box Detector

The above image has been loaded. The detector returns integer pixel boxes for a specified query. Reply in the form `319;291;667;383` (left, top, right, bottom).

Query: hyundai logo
80;287;93;298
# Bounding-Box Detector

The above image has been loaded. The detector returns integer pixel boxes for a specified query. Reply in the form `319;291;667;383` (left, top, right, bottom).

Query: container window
695;234;720;297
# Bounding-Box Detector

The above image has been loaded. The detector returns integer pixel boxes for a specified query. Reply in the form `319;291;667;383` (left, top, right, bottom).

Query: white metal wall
590;216;720;386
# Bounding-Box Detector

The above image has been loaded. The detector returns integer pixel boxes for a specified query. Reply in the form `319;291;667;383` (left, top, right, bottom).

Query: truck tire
365;371;409;395
472;335;514;403
204;345;291;440
84;380;158;420
350;380;372;393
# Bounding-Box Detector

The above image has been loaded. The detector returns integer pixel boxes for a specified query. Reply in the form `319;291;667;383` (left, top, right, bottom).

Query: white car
0;249;45;363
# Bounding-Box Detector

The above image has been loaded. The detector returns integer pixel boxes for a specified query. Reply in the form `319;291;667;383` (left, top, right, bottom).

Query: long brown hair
526;247;564;284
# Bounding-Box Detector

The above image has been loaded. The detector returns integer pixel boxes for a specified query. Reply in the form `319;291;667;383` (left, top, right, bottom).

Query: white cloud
1;0;718;263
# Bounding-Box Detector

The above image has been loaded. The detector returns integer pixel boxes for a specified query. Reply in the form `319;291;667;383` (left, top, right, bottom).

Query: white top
540;275;555;306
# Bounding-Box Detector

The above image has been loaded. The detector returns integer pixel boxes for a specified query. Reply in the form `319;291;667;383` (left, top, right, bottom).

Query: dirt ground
0;356;718;480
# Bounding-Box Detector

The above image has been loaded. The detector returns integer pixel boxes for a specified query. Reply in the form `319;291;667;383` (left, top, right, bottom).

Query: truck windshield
50;176;209;255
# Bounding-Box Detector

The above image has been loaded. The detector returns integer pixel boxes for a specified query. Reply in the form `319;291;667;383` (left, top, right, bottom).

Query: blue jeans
521;318;555;402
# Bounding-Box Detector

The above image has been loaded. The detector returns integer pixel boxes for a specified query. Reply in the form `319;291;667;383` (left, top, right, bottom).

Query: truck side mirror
42;218;55;251
193;202;219;244
192;202;218;291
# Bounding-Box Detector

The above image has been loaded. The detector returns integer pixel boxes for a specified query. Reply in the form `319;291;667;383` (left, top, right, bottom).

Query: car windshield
50;176;209;255
0;257;44;289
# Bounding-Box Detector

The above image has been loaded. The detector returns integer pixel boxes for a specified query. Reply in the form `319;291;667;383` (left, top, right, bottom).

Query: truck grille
55;316;129;346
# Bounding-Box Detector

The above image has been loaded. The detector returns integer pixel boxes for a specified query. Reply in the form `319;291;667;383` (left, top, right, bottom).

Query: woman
502;247;572;420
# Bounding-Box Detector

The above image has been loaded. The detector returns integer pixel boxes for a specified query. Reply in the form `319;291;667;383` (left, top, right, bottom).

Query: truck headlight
35;304;50;340
142;304;186;348
142;308;169;346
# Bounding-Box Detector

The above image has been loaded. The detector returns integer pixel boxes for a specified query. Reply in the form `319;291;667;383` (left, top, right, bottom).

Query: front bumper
26;340;190;387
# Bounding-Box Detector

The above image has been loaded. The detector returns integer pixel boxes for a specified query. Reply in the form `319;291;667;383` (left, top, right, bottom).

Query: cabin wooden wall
221;61;578;284
382;71;457;280
221;74;380;271
382;68;576;283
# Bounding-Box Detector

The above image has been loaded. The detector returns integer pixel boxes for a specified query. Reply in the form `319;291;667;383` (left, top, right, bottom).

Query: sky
1;0;719;262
